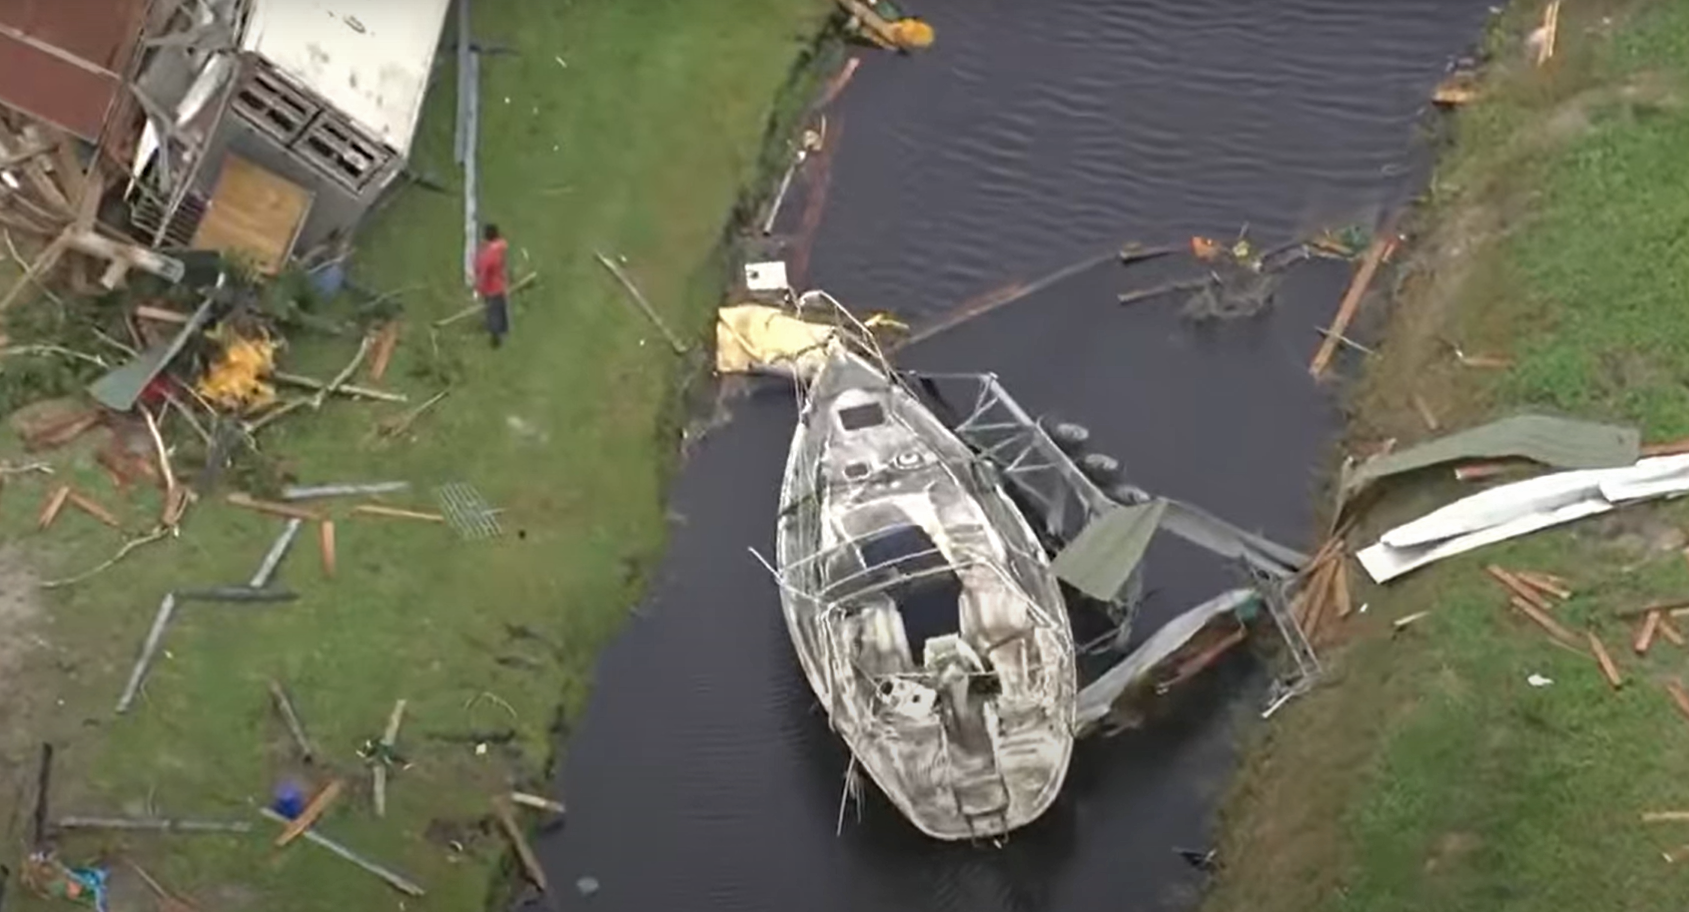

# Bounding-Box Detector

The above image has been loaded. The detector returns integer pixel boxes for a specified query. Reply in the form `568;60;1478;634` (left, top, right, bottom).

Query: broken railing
906;370;1321;725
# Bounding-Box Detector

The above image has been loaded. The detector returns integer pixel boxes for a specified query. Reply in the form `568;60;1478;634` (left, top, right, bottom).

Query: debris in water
575;876;600;897
1310;223;1399;377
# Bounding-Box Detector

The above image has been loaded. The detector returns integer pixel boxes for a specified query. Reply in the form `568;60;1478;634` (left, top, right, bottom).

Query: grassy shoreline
1206;2;1689;910
0;2;833;909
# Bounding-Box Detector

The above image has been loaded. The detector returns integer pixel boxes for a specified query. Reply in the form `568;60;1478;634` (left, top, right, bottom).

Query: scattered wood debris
66;489;120;528
1587;631;1623;689
276;779;345;847
368;322;402;382
1635;610;1662;655
1507;595;1579;647
1515;571;1571;600
1667;679;1689;723
273;372;407;403
37;485;71;530
56;816;250;834
269;680;317;764
116;593;179;714
510;791;566;815
1536;0;1562;66
372;699;407;818
1486;565;1554;613
366;389;450;445
258;807;424;896
227;493;324;523
1660;615;1686;647
1412;393;1439;431
493;795;549;892
352;504;446;523
594;252;689;355
283;481;410;501
1392;610;1431;632
1310;224;1398;377
1642;437;1689;457
1643;811;1689;823
318;519;338;578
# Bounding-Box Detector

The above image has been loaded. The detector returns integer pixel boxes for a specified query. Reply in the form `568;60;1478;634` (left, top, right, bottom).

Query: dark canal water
537;1;1496;909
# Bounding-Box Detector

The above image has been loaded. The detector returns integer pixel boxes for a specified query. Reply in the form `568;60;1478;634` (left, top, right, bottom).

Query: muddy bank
537;1;1497;910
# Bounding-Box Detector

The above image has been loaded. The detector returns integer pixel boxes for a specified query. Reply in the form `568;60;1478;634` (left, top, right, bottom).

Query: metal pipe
248;518;304;588
116;593;177;714
56;816;252;833
259;808;425;896
281;481;410;501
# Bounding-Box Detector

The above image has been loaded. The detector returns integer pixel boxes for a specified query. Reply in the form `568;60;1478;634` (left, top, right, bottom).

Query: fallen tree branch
41;526;171;589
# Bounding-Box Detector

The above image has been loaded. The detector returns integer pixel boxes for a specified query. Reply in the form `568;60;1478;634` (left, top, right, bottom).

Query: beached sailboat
773;338;1077;840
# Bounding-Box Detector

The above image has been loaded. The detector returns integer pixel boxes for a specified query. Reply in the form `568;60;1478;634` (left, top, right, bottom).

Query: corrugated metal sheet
0;0;149;140
1341;414;1641;499
1052;500;1165;603
242;0;453;156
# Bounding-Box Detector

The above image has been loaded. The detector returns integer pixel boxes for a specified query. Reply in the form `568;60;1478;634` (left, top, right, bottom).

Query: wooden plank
66;490;119;527
1310;225;1398;377
227;492;324;522
275;779;343;847
37;484;70;529
1508;595;1578;646
1515;570;1571;600
1487;565;1553;613
1588;631;1623;689
492;796;548;892
319;520;336;578
191;155;313;275
367;322;400;382
1635;610;1661;655
1643;810;1689;823
1661;615;1686;647
1668;679;1689;723
352;504;445;523
135;305;188;324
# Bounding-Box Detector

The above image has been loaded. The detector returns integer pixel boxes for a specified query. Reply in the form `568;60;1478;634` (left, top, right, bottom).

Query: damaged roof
0;0;150;140
241;0;453;156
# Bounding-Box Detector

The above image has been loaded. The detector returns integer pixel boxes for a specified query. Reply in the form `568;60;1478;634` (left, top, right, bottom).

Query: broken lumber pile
1290;533;1354;646
0;110;176;312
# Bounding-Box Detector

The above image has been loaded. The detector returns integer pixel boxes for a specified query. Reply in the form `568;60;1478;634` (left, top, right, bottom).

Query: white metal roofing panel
241;0;452;156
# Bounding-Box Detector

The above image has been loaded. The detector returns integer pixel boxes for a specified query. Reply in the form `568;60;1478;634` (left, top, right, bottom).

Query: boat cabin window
853;523;962;649
837;402;887;431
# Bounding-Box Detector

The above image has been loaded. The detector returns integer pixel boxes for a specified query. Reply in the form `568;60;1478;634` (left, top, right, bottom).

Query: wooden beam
1310;224;1398;377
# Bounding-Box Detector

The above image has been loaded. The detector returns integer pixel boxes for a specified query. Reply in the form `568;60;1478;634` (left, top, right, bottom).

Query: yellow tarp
715;304;838;377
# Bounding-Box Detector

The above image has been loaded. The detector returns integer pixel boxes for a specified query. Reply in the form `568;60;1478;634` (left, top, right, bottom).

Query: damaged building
128;0;453;271
0;0;453;286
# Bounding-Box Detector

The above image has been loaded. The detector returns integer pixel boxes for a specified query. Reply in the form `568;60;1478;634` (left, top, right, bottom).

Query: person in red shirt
475;223;510;347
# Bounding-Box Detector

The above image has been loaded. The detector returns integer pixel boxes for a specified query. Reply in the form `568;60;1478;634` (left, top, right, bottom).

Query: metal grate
296;111;393;191
436;482;501;540
128;190;207;248
232;63;320;145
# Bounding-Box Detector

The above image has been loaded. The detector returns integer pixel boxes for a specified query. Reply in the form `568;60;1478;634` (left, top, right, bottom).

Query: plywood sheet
192;154;312;274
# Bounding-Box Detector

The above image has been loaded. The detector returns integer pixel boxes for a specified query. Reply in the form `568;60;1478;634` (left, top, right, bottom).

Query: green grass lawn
0;1;829;908
1206;2;1689;911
